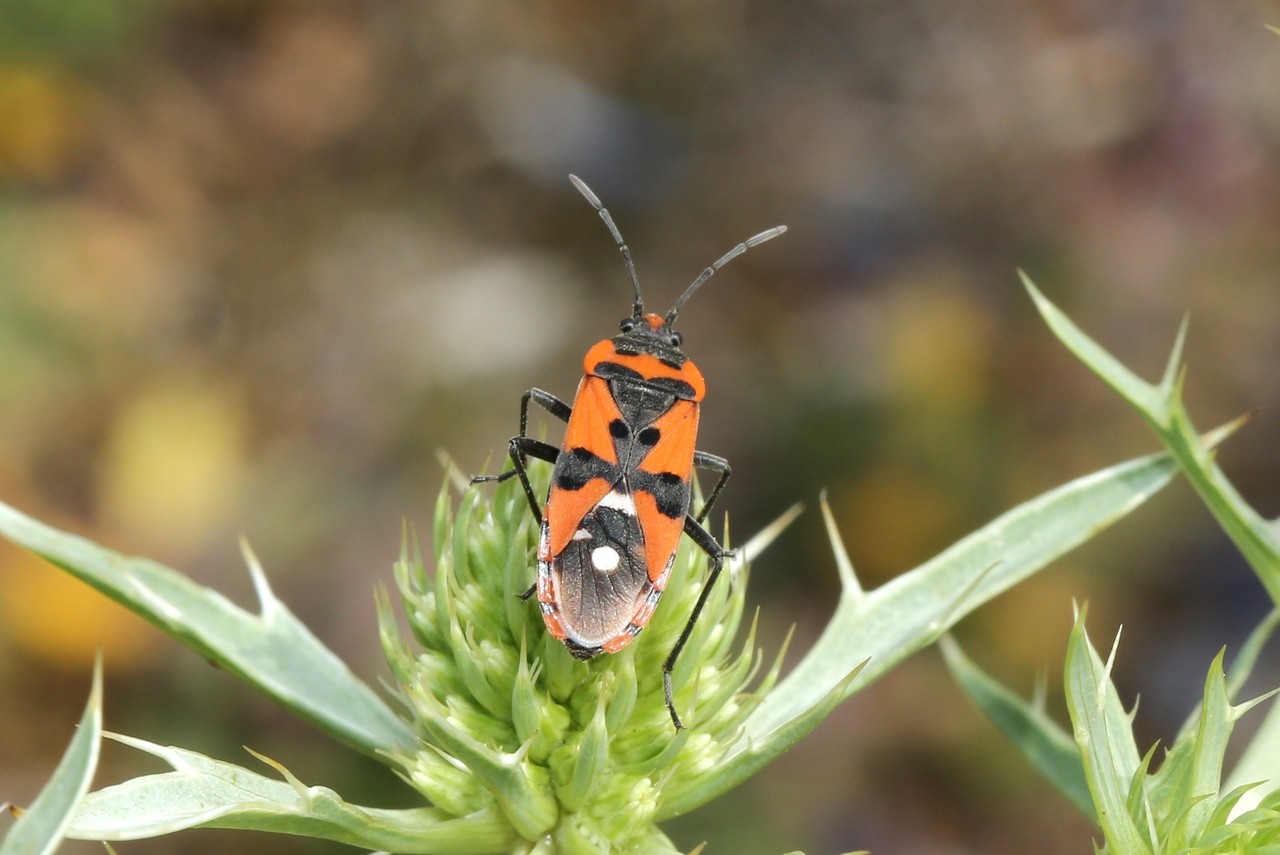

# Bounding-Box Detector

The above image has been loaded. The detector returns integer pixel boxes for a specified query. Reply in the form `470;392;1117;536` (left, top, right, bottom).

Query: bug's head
613;312;686;361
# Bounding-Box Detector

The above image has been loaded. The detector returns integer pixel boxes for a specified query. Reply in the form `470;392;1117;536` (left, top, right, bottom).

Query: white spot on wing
591;545;621;573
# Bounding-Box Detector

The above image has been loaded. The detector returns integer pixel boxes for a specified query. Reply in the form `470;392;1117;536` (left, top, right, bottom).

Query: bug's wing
632;399;699;580
539;376;647;650
541;398;701;653
543;377;621;559
543;492;655;651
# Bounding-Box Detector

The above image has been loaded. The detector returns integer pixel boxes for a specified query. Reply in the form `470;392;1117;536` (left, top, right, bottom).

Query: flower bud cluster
378;470;775;853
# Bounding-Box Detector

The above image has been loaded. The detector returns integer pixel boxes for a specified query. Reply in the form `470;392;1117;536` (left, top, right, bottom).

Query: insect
474;174;785;728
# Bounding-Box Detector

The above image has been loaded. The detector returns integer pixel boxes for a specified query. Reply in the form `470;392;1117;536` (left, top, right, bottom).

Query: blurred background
2;2;1279;853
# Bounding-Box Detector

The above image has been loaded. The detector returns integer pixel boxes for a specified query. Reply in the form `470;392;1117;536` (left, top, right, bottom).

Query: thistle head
378;465;784;852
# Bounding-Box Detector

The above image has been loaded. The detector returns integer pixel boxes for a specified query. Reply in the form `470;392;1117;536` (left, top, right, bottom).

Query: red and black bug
475;175;785;728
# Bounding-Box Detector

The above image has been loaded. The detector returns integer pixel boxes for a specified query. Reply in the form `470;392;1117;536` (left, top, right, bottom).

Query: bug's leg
499;435;558;601
473;388;573;485
502;436;560;525
471;389;571;601
521;387;573;432
663;515;729;730
691;450;731;525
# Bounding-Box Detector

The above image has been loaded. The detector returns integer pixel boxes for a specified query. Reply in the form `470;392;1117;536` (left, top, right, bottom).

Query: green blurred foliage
0;0;163;63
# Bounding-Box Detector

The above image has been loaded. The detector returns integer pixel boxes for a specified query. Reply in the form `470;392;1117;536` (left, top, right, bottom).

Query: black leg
491;435;556;601
663;513;730;730
691;450;731;525
524;387;573;426
500;436;560;525
472;388;574;599
472;388;573;485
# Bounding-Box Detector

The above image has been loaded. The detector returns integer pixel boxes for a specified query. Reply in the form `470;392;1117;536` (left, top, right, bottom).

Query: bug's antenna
666;224;787;326
569;175;644;319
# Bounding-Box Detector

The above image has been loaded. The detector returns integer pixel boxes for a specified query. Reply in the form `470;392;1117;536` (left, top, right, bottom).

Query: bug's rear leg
663;514;730;730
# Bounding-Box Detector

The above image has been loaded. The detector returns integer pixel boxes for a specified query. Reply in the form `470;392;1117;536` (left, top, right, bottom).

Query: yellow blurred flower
97;377;249;557
0;538;159;670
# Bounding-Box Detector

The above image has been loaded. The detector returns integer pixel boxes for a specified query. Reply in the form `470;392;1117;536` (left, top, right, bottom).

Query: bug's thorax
582;313;707;405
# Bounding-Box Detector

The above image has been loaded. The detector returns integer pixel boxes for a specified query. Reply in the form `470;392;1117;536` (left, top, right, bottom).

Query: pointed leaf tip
238;537;278;620
1160;313;1191;394
2;660;102;855
736;503;803;567
1017;268;1039;292
819;492;862;599
436;448;472;493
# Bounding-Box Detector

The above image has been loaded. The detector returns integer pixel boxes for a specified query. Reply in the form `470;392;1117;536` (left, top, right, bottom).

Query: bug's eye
619;319;636;333
670;331;683;347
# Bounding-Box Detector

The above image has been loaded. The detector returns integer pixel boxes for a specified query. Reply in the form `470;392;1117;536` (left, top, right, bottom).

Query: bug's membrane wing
552;506;658;649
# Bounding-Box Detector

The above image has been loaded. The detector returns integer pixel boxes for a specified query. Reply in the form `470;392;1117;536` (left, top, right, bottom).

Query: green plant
0;394;1180;852
944;278;1280;854
0;658;101;855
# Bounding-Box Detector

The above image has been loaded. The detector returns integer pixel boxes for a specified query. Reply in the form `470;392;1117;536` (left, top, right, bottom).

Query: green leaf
1225;697;1280;818
0;500;414;758
1064;607;1153;855
1022;272;1168;420
665;446;1178;815
68;735;513;855
1152;650;1232;849
1224;609;1280;702
744;449;1178;740
659;665;861;818
1;658;102;855
940;636;1095;820
1023;273;1280;606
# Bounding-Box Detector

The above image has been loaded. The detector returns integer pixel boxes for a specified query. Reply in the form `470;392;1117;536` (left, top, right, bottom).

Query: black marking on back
594;361;644;383
565;640;603;660
631;470;690;519
645;376;697;399
608;379;676;434
554;447;618;491
595;360;698;402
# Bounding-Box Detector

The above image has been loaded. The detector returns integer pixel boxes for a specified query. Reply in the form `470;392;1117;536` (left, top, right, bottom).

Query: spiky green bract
1022;274;1280;607
1;659;102;855
1065;607;1280;855
379;467;782;853
1023;274;1280;819
941;636;1096;819
69;734;513;854
946;610;1280;831
0;499;413;758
